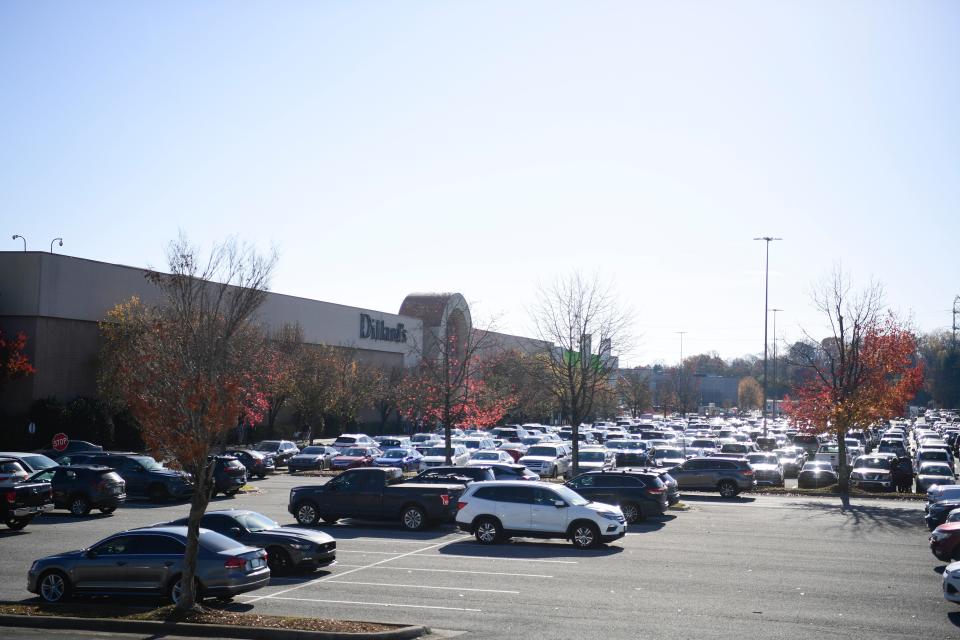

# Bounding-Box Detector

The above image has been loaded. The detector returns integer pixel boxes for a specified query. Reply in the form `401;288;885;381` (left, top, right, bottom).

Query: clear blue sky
2;2;957;365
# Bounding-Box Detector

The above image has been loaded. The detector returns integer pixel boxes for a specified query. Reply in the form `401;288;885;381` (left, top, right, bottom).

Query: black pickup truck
1;460;53;530
288;467;464;531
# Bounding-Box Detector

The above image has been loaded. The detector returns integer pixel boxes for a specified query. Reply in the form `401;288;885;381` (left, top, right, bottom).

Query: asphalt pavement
1;473;957;639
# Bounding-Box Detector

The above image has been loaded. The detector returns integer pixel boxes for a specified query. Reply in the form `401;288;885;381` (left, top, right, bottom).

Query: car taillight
440;494;450;506
742;469;754;476
224;557;246;569
647;487;665;494
457;501;467;510
5;490;15;504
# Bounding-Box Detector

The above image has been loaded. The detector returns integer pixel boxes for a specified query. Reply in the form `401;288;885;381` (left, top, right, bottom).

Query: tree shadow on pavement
785;500;926;531
436;538;624;560
286;521;460;542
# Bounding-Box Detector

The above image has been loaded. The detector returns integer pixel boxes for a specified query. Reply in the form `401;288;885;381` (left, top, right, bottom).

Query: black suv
224;450;275;479
209;455;248;497
565;470;669;523
411;466;495;485
67;453;193;502
28;465;126;516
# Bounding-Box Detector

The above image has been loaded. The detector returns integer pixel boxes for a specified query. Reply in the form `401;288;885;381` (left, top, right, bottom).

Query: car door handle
115;561;126;566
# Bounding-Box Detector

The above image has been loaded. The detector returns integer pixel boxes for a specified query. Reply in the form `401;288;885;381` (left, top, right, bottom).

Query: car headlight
600;512;621;521
288;542;311;550
947;567;960;579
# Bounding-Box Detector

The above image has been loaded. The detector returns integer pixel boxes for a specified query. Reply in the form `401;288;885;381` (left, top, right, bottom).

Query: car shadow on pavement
265;568;335;587
678;494;756;504
785;500;925;530
30;513;121;525
628;514;676;532
437;538;625;559
290;521;460;542
949;612;960;629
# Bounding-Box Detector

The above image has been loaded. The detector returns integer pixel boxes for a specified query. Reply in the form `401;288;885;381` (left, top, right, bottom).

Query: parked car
209;455;247;497
518;444;572;479
375;436;412;449
455;481;626;549
791;434;823;457
850;455;895;492
0;459;29;483
330;447;382;471
26;465;126;516
650;447;686;470
0;451;58;473
0;468;53;530
797;461;838;488
916;462;958;493
27;526;270;604
156;509;336;574
565;469;668;523
224;449;275;479
669;457;756;497
773;448;804;478
719;443;756;457
468;450;516;466
40;440;104;460
486;464;540;481
411;466;495;486
373;448;423;471
288;446;339;473
575;447;617;472
926;499;960;531
746;453;785;487
419;445;470;470
331;434;377;450
943;560;960;603
916;448;954;473
289;467;464;530
69;453;193;502
496;442;526;462
929;485;960;505
252;440;300;466
930;522;960;562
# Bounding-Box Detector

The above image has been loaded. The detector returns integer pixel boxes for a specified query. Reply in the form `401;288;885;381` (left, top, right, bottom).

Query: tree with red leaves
0;329;35;393
99;236;275;611
785;270;923;496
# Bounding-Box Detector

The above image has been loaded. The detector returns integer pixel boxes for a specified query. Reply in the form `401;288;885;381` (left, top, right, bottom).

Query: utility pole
754;236;782;437
953;296;959;349
674;331;686;418
771;308;783;418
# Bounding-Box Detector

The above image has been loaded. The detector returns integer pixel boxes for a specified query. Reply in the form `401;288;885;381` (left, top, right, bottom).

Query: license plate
110;486;122;495
250;558;265;569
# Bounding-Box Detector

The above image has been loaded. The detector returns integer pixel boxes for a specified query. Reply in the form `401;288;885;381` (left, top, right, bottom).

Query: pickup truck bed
1;480;53;530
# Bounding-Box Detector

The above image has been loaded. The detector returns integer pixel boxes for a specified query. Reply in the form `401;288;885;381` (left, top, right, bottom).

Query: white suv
518;444;572;479
455;481;626;549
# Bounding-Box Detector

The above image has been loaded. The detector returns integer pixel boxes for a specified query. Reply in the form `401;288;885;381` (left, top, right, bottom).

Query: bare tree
617;368;651;418
528;273;631;476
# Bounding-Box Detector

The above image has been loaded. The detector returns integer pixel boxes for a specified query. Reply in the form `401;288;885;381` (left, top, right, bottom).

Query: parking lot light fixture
753;236;781;436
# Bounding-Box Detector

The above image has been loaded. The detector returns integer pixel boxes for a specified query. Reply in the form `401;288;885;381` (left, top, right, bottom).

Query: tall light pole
12;234;26;251
754;236;781;436
50;237;63;253
676;331;687;417
771;308;783;418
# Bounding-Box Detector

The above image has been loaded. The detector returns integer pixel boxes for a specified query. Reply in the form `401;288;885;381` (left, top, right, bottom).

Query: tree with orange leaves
0;328;35;393
785;270;923;496
99;235;276;611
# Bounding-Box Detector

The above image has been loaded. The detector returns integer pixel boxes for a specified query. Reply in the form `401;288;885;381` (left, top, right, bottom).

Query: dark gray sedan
27;526;269;604
287;446;339;473
160;509;336;574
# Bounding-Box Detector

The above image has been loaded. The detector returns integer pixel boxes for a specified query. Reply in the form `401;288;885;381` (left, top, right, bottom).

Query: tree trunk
177;458;214;612
836;424;850;497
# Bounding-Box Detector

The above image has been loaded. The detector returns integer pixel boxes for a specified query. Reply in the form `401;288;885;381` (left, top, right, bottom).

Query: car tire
99;506;117;515
400;505;427;531
474;517;502;545
69;495;91;517
149;484;168;503
168;576;201;605
570;522;600;549
266;546;292;574
621;502;642;524
294;502;320;526
718;480;739;498
6;517;32;530
38;570;70;603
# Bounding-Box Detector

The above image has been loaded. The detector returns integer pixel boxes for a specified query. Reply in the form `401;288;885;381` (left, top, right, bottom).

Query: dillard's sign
360;313;407;343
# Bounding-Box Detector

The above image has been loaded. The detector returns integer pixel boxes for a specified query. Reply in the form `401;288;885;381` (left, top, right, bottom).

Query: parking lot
1;472;957;638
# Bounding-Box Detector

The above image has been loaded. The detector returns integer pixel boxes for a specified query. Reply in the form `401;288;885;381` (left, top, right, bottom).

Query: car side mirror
554;500;566;508
229;527;242;536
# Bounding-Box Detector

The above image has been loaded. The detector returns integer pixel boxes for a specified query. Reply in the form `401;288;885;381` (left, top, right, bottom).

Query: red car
929;522;960;562
330;447;381;471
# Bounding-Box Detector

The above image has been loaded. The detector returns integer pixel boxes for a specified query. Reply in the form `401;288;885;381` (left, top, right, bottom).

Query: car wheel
39;570;70;603
69;496;91;517
718;480;738;498
149;484;168;503
401;505;427;531
549;466;558;479
474;517;502;545
168;576;201;606
6;517;32;530
266;546;292;574
571;522;600;549
295;502;320;526
99;506;117;515
621;502;642;524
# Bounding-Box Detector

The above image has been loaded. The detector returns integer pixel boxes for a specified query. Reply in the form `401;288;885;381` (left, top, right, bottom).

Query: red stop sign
52;433;69;452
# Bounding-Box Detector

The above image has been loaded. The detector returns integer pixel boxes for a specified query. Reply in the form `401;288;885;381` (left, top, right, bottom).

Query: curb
0;614;428;640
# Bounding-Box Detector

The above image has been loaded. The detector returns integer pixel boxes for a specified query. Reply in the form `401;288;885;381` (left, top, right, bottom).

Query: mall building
0;251;550;420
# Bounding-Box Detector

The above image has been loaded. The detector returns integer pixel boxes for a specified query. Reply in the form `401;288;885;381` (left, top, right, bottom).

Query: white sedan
468;450;516;465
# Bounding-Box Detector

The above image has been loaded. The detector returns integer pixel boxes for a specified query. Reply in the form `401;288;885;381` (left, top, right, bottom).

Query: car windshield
521;437;542;445
473;452;501;460
254;441;280;451
654;449;681;458
855;458;890;469
20;454;57;470
551;484;589;506
578;451;606;462
921;451;948;459
462;441;483;449
748;454;779;465
300;447;325;455
237;512;279;532
131;456;163;471
426;447;450;457
342;448;370;457
383;449;409;458
526;446;559;457
691;440;715;448
921;465;954;476
803;462;832;471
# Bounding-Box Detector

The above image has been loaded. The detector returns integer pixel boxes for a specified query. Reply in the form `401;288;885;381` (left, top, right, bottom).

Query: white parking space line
251;595;482;612
411;553;578;564
244;535;471;603
340;537;457;545
324;580;519;594
334;564;554;578
337;550;405;555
